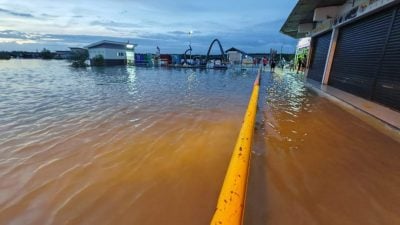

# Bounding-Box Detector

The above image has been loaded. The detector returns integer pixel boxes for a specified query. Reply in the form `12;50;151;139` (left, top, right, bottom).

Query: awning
281;0;347;39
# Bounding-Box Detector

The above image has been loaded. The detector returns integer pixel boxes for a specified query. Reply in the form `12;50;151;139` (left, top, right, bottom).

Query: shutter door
308;31;332;83
374;8;400;111
329;9;393;99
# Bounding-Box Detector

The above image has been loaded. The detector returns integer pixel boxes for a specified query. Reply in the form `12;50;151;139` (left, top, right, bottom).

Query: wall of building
227;51;242;64
312;0;396;36
334;0;396;27
339;0;395;15
126;50;135;65
89;48;127;60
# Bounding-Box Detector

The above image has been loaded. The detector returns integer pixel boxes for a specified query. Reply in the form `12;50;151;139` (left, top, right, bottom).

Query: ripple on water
0;60;257;225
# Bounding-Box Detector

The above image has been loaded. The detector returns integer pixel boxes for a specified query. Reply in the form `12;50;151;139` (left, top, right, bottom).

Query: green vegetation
0;52;11;60
70;50;89;67
92;54;104;66
40;48;54;59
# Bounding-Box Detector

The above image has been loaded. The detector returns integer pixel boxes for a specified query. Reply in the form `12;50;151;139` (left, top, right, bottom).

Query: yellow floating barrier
210;69;261;225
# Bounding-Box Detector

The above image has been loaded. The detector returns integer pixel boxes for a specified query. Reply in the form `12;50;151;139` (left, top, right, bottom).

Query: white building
225;47;248;65
86;40;137;66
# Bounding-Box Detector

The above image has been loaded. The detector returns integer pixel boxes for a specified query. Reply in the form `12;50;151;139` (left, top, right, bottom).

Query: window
117;52;125;56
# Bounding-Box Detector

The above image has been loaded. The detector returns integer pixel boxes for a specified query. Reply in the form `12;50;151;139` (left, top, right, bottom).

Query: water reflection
127;66;138;95
265;72;308;114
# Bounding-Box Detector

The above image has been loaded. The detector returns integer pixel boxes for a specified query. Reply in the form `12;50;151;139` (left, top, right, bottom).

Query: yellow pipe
210;69;261;225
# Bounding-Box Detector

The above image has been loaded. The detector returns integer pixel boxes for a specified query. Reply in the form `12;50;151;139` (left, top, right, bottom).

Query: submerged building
86;40;137;66
281;0;400;112
225;47;247;64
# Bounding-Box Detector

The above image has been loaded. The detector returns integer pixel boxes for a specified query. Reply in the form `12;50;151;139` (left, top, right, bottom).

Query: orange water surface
0;60;399;225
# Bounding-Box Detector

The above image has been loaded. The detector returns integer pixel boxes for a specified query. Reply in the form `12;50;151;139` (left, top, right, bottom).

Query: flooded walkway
246;71;400;225
0;60;399;225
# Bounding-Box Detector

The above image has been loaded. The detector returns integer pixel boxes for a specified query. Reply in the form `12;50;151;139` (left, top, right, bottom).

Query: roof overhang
281;0;347;39
85;40;138;49
225;47;247;55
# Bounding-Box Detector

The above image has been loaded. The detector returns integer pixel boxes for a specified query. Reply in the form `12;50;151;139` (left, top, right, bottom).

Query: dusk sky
0;0;297;54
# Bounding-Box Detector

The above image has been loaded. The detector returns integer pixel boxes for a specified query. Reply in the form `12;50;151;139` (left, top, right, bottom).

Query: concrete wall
89;48;127;60
339;0;395;15
312;0;396;37
227;51;242;64
336;0;396;24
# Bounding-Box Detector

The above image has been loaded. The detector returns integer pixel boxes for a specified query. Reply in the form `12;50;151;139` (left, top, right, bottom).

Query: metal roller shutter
308;31;332;83
330;9;393;99
374;8;400;111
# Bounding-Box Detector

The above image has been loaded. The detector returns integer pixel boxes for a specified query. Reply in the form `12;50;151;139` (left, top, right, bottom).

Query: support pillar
304;39;313;77
322;27;339;85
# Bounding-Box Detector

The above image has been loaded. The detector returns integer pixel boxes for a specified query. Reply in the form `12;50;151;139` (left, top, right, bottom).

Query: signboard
297;37;311;49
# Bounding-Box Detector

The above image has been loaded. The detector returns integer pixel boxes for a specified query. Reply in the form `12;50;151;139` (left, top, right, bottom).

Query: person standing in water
301;56;307;72
289;59;295;71
262;57;268;70
296;57;302;74
270;59;276;73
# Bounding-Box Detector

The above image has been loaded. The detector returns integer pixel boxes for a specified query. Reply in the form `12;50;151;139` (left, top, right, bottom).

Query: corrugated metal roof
225;47;247;55
85;40;138;49
281;0;347;39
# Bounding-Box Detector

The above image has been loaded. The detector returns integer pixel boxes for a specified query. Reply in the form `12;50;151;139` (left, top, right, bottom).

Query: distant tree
40;48;53;59
92;54;104;66
70;50;89;67
0;51;11;60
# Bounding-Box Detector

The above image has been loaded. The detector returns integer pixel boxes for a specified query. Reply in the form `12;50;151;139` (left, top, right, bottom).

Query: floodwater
0;60;399;225
245;71;400;225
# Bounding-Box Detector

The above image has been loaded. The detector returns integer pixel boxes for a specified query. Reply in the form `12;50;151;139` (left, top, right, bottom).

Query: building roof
281;0;347;39
69;47;86;50
55;51;71;53
85;40;138;49
225;47;247;55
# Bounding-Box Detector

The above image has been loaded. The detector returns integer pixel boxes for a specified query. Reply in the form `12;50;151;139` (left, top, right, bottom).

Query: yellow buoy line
210;68;261;225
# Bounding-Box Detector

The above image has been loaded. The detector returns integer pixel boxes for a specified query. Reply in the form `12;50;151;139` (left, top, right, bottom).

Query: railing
210;68;261;225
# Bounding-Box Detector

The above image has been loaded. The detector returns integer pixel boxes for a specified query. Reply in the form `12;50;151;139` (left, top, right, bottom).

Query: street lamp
188;30;193;61
189;30;193;45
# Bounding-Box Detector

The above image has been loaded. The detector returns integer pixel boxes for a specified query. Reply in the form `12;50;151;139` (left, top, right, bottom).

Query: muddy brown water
0;60;399;225
245;72;400;225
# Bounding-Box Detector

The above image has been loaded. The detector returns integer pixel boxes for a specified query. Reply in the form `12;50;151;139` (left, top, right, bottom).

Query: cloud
0;0;298;53
0;30;41;40
167;31;189;35
0;30;65;48
41;13;58;18
0;7;34;18
90;20;142;28
0;38;37;45
0;0;297;53
0;27;296;54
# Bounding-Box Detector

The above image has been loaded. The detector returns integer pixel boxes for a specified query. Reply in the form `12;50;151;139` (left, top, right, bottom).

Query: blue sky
0;0;297;54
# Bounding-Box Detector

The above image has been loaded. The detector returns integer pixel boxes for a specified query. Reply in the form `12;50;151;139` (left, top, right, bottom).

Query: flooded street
246;71;400;225
0;60;253;225
0;60;399;225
